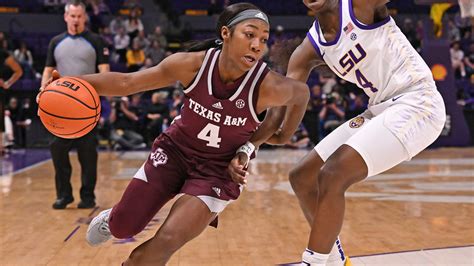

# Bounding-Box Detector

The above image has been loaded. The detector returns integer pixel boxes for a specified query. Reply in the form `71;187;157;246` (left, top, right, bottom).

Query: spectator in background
109;96;146;150
319;92;345;137
129;93;146;125
7;97;32;148
148;25;168;49
285;124;311;149
145;40;166;65
169;88;184;122
114;27;130;63
145;91;169;144
109;15;126;35
133;30;150;50
124;7;144;40
451;41;466;78
126;39;145;72
13;42;36;79
464;43;474;77
319;73;337;94
448;20;461;42
0;47;23;155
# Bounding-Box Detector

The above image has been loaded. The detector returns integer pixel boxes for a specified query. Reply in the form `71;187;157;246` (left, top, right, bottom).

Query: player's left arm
1;55;23;89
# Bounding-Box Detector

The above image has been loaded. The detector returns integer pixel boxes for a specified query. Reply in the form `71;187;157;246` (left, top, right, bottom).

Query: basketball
38;77;101;139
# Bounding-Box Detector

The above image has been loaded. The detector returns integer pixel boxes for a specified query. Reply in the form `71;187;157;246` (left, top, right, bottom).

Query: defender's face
64;5;87;35
224;19;269;71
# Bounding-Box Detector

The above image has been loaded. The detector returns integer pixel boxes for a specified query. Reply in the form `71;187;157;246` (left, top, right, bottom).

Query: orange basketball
38;77;101;139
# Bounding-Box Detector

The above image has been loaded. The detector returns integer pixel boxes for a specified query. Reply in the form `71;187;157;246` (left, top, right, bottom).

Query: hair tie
215;39;223;46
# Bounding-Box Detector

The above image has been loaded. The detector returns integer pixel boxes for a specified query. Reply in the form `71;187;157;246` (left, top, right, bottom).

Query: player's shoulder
166;50;207;73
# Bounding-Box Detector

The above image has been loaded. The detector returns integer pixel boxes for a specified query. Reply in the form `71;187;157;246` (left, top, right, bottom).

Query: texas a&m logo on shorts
349;116;365;128
150;147;168;167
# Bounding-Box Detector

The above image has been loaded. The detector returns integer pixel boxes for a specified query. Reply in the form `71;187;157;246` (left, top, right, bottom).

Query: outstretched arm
79;52;202;96
39;51;203;96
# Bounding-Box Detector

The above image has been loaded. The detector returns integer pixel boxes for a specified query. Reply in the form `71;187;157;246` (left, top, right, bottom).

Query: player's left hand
228;152;249;185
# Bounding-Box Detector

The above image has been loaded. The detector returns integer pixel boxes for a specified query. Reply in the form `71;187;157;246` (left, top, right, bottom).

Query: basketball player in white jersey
230;0;446;265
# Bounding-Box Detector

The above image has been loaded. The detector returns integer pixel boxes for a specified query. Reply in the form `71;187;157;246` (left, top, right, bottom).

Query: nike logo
392;95;403;102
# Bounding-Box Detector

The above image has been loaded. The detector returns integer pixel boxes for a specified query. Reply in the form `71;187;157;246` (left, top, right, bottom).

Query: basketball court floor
1;146;473;265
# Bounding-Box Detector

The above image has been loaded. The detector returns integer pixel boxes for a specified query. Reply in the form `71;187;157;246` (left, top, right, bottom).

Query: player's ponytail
183;2;264;52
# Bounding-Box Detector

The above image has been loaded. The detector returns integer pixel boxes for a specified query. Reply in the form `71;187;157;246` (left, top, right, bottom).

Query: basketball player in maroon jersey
39;3;309;264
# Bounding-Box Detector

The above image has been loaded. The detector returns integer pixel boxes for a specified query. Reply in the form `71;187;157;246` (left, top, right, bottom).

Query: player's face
64;5;87;35
226;19;269;71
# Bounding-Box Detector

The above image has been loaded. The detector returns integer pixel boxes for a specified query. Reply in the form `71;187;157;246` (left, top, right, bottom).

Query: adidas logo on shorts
212;187;221;197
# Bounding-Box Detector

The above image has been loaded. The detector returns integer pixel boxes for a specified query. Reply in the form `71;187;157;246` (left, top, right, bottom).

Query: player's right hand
227;152;249;185
37;70;61;104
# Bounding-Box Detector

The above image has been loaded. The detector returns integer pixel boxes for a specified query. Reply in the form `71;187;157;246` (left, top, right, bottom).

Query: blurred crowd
1;0;473;151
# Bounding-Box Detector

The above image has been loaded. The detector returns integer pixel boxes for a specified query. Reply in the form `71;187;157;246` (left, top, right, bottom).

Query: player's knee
289;166;319;197
318;165;347;197
289;166;307;188
109;209;146;239
154;227;182;252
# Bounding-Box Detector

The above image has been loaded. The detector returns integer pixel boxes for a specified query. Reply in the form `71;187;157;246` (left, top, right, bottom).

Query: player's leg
123;194;218;265
87;135;186;245
50;137;74;209
291;115;368;265
289;115;359;225
303;102;443;265
76;130;98;208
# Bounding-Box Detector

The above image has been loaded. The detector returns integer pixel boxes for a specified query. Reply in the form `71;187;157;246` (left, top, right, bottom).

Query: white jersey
307;0;436;106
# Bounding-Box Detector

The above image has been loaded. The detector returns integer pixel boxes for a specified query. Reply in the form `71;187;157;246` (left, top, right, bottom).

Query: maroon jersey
164;48;270;162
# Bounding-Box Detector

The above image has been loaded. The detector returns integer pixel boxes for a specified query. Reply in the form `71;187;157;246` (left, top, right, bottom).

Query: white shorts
315;88;446;177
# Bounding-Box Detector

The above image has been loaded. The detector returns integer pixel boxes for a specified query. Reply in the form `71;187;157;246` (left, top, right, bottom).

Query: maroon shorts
141;134;241;201
109;134;240;238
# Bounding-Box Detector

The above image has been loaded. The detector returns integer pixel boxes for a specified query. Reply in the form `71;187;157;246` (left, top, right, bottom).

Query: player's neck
217;50;246;85
317;10;339;36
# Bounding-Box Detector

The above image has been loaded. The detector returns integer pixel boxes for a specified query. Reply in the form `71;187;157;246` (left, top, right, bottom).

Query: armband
236;141;256;163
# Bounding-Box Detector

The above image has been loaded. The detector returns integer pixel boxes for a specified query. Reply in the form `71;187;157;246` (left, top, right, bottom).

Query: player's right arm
79;52;203;96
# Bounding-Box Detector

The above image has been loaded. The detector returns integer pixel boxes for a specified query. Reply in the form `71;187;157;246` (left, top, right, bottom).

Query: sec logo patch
349;117;365;128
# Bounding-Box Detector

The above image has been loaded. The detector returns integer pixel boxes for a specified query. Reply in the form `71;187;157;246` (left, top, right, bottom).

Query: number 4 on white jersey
197;123;221;148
